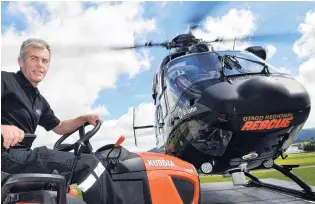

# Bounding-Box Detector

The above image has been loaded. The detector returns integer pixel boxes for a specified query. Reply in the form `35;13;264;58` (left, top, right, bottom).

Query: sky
1;1;315;151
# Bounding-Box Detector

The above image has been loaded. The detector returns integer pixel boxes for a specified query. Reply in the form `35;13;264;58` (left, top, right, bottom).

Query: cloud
293;10;315;128
277;67;291;75
296;58;315;84
295;58;315;128
2;2;157;149
265;44;277;59
293;10;315;58
91;105;111;117
192;8;257;51
2;2;156;119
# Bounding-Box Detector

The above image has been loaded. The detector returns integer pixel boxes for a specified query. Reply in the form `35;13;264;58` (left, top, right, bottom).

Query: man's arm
39;97;101;135
53;114;100;135
53;116;85;135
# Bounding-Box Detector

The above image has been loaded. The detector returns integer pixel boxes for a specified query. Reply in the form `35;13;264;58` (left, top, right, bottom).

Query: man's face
18;46;50;86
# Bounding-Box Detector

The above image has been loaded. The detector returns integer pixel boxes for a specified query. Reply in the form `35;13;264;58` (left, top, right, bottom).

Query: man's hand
1;125;24;148
81;114;102;126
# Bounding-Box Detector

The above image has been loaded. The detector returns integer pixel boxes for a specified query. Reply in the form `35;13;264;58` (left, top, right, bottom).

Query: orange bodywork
15;152;200;204
135;152;200;204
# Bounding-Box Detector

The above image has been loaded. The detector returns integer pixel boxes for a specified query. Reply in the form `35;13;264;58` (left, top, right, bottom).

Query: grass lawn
275;152;315;167
200;152;315;185
200;166;315;185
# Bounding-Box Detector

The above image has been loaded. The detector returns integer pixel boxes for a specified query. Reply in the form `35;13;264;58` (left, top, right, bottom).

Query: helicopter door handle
171;116;180;126
158;122;165;128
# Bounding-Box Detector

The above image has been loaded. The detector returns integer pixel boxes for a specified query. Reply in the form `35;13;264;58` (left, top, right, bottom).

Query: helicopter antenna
133;108;138;146
168;47;172;60
132;108;155;147
233;37;236;50
166;33;171;60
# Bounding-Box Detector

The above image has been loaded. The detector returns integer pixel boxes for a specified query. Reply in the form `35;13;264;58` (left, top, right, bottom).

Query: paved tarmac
200;178;315;204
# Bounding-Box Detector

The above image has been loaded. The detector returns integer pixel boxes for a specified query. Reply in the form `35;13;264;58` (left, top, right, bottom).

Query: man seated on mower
1;38;124;204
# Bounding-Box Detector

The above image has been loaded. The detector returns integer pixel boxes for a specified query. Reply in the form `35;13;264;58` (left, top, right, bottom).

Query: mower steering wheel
53;120;102;152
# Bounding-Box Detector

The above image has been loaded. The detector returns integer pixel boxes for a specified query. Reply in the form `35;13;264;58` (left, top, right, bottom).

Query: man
1;38;124;204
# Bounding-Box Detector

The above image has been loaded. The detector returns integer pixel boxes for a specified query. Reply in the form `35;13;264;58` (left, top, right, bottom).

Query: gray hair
19;38;51;60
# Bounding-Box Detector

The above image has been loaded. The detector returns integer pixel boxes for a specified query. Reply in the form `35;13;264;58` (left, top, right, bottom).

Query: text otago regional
241;113;294;131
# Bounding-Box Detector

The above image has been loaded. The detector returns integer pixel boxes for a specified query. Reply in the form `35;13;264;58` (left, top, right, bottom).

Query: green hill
295;127;315;142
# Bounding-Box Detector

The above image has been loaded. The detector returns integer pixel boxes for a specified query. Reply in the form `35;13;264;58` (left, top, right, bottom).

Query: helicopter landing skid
244;163;315;202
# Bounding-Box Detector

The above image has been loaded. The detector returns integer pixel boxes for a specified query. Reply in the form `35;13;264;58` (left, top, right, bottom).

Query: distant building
286;145;304;154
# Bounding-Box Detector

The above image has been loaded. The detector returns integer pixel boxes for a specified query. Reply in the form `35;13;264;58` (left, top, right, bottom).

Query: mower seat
1;171;50;192
1;171;87;204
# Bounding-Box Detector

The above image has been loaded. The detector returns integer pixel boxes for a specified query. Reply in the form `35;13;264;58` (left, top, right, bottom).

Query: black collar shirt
1;70;60;134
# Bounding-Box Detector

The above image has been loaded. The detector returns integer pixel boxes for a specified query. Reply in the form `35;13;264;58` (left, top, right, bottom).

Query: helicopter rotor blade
40;40;171;57
205;32;300;44
107;41;168;51
46;32;299;57
185;2;223;32
32;41;165;57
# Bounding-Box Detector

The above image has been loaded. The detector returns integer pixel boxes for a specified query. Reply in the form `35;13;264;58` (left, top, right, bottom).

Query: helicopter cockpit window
164;53;221;110
165;52;221;92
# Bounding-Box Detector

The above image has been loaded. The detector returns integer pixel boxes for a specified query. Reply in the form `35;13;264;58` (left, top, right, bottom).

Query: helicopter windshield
165;52;221;87
163;51;287;110
164;50;285;87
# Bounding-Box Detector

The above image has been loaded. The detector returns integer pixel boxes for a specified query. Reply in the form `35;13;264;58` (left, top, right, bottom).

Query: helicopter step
201;163;249;186
200;179;315;204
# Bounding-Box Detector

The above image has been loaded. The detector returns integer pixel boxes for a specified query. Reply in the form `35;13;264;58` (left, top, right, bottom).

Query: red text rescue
241;117;294;131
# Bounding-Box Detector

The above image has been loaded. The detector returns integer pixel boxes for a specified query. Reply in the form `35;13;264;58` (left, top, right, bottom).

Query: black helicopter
104;7;314;199
127;31;310;174
126;31;314;200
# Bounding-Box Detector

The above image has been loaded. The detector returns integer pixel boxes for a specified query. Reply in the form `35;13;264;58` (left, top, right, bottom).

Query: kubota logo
147;159;175;167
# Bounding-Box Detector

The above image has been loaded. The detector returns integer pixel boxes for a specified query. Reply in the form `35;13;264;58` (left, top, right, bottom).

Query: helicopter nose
235;76;310;114
238;77;289;99
197;76;310;115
